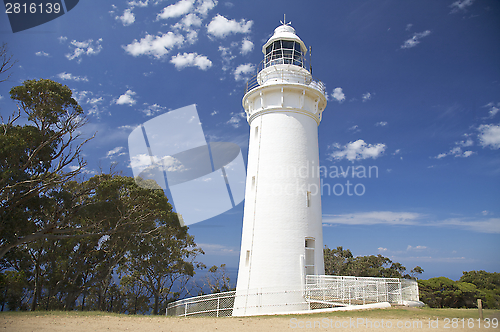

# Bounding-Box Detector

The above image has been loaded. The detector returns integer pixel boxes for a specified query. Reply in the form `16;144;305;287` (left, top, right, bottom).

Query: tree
323;245;423;279
205;264;232;294
120;225;204;315
0;79;91;258
418;277;481;308
0;43;17;83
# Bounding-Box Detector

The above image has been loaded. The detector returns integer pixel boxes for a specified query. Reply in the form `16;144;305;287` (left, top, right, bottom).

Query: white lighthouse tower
233;21;327;316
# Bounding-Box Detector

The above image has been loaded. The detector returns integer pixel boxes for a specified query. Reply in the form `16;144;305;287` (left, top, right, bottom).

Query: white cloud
323;211;422;226
163;156;188;172
401;30;431;49
328;139;386;162
405;23;413;31
123;32;184;58
106;146;126;158
378;247;388;252
218;45;236;72
240;38;254;55
207;14;253;38
157;0;195;20
323;211;500;234
407;245;427;251
484;102;500;118
57;72;89;82
58;36;67;43
478;124;500;149
375;121;387;127
436;218;500;234
234;63;255;81
173;13;202;30
117;8;135;26
197;243;238;255
35;51;50;57
226;112;245;128
195;0;217;16
211;110;218;116
66;38;103;62
140;103;167;116
116;90;137;106
170;52;212;70
450;0;474;13
332;87;345;103
128;0;149;7
348;125;360;133
362;92;372;102
435;145;475;159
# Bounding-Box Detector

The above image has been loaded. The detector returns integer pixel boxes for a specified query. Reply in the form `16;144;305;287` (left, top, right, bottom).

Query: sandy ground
2;311;500;332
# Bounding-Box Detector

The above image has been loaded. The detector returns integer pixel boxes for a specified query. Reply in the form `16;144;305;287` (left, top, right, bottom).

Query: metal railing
166;276;420;317
166;291;236;317
244;58;326;96
305;275;419;307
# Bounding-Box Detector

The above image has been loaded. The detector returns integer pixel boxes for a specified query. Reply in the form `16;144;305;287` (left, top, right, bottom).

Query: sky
1;0;499;282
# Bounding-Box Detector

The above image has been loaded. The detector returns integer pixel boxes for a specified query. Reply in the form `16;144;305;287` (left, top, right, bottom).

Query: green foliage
417;272;500;309
418;277;480;308
459;271;500;309
1;78;90;259
323;246;423;279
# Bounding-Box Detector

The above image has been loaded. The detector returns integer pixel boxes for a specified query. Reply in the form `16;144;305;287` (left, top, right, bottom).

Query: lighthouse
233;21;327;316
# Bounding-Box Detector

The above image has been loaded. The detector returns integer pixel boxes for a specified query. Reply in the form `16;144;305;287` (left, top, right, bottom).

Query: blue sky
1;0;499;282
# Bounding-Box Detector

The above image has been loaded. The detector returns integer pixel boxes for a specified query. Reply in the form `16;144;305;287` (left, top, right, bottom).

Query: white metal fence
305;275;419;308
166;276;419;317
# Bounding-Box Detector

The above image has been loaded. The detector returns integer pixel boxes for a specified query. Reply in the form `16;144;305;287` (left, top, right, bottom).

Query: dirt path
2;312;498;332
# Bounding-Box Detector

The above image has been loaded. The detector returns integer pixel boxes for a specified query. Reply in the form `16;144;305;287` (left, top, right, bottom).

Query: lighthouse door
304;238;315;275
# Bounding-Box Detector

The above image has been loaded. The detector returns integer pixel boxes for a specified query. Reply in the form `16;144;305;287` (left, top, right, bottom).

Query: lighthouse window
265;40;304;68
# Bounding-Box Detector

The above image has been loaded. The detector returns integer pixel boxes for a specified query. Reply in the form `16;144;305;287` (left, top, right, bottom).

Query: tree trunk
30;258;41;311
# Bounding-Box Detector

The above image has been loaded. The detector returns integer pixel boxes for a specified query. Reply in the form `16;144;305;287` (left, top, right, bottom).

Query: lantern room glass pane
265;39;305;68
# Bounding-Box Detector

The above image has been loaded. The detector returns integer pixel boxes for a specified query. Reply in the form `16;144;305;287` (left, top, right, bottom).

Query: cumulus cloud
157;0;195;20
207;14;253;38
401;30;431;49
195;0;217;16
234;63;255;81
170;52;212;70
57;72;89;82
173;13;202;30
66;38;103;62
116;90;137;106
375;121;388;127
478;124;500;149
123;32;184;58
332;87;345;103
450;0;474;13
362;92;372;102
240;38;254;55
116;8;135;26
328;139;386;162
35;51;50;57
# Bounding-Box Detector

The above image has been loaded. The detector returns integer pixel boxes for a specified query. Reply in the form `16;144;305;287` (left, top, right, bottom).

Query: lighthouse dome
262;24;307;69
